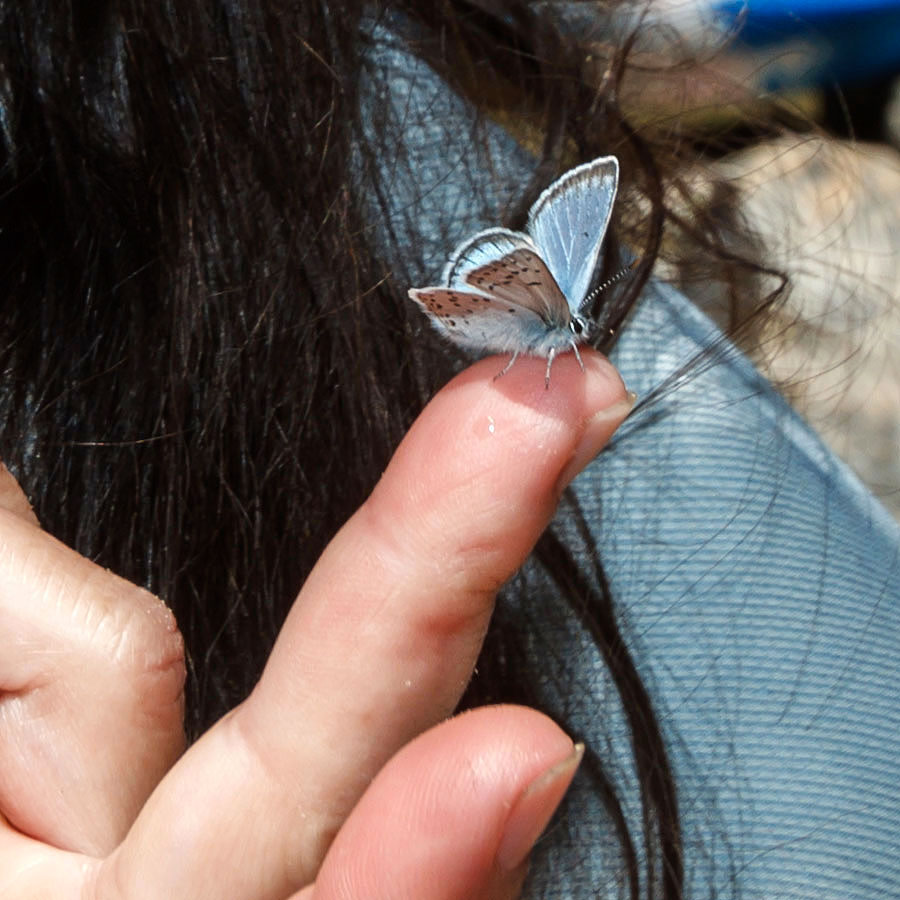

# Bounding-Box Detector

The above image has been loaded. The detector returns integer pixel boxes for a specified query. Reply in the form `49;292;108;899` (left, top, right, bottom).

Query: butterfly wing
408;285;561;355
442;228;532;284
526;156;619;312
407;217;596;359
444;227;571;325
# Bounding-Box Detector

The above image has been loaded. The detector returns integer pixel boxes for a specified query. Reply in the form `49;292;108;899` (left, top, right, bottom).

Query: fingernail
556;390;637;491
496;742;585;872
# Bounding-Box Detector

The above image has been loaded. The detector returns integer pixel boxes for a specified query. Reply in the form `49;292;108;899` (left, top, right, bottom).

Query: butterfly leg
494;351;520;381
571;341;585;373
544;348;557;389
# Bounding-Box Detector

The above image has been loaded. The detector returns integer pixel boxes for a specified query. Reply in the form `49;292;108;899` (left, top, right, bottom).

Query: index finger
100;351;630;900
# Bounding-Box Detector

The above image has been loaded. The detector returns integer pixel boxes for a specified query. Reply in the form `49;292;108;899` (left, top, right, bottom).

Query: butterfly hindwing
407;286;558;355
442;228;532;284
526;156;619;312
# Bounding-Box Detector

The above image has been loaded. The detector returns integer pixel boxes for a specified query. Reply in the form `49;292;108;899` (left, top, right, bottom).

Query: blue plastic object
716;0;900;88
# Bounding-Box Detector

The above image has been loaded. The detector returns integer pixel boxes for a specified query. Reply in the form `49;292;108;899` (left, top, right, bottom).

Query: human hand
0;351;630;899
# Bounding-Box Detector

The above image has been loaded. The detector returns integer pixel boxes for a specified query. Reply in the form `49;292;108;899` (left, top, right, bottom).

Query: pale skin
0;350;630;899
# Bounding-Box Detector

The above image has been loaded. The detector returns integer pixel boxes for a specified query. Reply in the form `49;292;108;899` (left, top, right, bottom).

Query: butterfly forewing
462;248;570;325
443;227;571;326
526;156;618;311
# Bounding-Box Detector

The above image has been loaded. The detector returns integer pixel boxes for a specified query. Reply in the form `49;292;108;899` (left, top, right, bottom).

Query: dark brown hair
0;1;780;896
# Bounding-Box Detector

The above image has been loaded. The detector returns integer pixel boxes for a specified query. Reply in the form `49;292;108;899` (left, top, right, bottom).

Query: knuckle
73;567;187;720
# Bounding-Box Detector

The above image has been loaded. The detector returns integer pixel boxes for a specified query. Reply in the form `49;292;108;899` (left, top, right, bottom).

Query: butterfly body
408;155;619;385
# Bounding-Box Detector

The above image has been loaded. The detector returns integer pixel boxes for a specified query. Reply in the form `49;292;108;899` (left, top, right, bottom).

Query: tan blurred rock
672;137;900;518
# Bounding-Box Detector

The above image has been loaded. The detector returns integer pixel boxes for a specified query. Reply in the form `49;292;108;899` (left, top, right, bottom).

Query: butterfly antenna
583;257;640;308
571;341;585;372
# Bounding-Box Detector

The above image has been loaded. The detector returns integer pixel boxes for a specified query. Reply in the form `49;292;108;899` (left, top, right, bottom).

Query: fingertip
454;348;627;418
379;348;628;561
471;350;632;493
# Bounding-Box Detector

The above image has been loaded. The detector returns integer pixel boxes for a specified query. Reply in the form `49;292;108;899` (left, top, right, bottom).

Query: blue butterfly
408;155;619;386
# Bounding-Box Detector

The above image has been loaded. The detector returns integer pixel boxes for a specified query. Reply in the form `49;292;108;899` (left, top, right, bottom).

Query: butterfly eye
569;317;584;336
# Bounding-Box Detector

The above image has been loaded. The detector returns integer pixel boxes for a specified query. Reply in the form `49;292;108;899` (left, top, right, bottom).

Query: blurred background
593;0;900;519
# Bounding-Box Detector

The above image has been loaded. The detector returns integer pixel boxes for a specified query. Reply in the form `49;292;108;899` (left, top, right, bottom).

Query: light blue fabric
364;18;900;897
575;284;900;899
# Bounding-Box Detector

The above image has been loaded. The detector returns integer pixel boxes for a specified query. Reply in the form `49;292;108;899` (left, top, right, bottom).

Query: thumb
295;706;583;900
